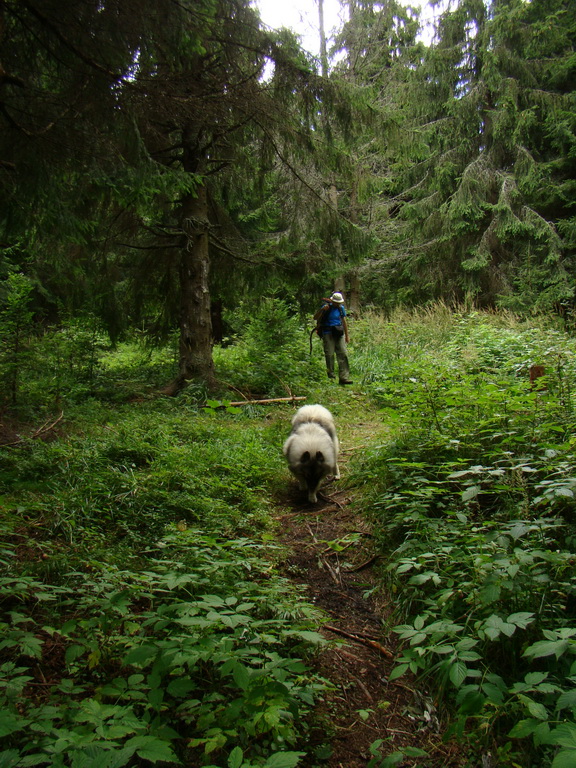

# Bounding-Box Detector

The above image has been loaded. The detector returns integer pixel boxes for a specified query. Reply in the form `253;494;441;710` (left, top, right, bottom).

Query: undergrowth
4;301;576;766
351;306;576;767
0;398;327;767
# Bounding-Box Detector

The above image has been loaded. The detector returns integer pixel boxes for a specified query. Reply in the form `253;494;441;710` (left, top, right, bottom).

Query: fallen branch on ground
343;555;379;572
322;559;342;585
324;624;394;658
318;491;346;510
33;411;64;438
206;396;307;407
305;523;319;543
1;412;64;447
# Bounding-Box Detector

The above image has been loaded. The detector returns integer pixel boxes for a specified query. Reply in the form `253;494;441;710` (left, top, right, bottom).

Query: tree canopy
1;0;575;388
349;0;576;311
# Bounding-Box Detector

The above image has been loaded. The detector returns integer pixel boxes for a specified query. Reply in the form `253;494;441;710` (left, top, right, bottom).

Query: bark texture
164;184;215;395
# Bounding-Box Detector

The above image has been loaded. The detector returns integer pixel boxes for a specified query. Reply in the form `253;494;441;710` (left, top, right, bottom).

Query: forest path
274;397;464;767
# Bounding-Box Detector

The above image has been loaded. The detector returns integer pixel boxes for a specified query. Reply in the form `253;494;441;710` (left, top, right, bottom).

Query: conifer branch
16;0;123;81
250;116;358;234
210;233;273;265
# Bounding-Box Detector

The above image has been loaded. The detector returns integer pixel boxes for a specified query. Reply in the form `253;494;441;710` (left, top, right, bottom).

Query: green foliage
98;335;180;392
0;272;35;408
351;305;576;766
33;317;111;404
0;403;287;544
7;303;576;766
1;0;363;380
0;326;181;415
366;740;428;768
0;530;324;765
0;296;325;411
0;308;125;414
215;299;325;398
359;0;576;310
0;391;326;766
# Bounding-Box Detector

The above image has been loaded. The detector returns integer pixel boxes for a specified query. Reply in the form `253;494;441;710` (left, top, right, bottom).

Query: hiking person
313;292;353;385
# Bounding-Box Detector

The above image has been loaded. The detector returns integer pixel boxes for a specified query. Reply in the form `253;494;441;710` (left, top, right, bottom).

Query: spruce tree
329;0;424;312
388;0;576;310
1;0;364;391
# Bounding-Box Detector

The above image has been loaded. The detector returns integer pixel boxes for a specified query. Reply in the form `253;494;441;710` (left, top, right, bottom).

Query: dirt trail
276;414;465;767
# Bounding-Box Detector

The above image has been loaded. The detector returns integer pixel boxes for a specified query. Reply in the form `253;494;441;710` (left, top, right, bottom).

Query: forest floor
275;400;468;768
1;395;471;766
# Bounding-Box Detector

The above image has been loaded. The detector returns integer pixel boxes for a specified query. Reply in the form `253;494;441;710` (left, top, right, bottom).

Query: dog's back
291;404;338;444
283;404;340;503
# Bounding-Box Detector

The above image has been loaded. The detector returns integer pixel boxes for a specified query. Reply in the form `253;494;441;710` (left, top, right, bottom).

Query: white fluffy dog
283;404;340;503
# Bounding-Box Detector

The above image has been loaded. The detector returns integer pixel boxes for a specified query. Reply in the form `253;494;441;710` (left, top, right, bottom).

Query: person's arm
342;316;349;343
313;304;329;322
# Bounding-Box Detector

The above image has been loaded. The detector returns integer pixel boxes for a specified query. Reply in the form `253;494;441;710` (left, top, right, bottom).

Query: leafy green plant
0;526;327;766
366;739;428;767
349;307;576;765
0;390;328;766
5;304;576;767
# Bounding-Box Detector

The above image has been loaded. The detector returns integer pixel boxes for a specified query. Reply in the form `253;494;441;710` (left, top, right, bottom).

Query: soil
276;419;468;768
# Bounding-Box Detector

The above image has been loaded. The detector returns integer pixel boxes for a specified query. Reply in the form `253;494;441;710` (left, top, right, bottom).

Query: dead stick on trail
343;555;379;572
205;396;306;408
318;491;345;510
306;523;342;585
2;412;64;447
33;411;64;437
305;523;319;543
323;559;342;586
324;625;394;658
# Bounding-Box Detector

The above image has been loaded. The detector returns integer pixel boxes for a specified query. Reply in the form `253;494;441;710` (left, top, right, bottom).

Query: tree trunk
318;0;328;77
334;276;346;294
347;173;361;317
348;270;360;316
211;298;224;344
163;183;216;395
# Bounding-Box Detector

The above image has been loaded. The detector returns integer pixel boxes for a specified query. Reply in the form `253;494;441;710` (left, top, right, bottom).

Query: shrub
215;298;325;398
0;399;325;766
350;306;576;766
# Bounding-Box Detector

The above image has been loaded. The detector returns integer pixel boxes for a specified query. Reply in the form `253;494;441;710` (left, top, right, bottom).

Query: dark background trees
1;0;363;390
355;0;576;311
1;0;575;398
